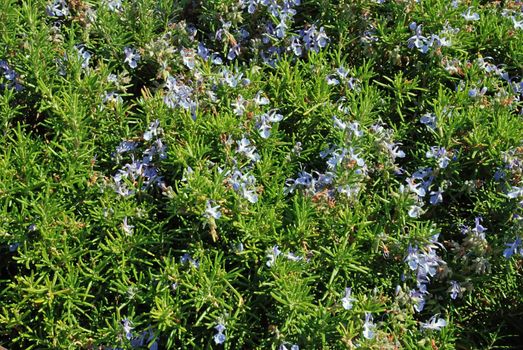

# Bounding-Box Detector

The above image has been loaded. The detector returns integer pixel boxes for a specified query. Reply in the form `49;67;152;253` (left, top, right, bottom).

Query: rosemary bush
1;0;523;348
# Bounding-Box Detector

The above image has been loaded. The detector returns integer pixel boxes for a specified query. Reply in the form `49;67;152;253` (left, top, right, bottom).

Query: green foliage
1;0;523;349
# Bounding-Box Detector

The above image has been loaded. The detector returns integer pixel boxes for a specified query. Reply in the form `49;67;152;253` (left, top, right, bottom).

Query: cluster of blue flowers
46;0;69;17
242;0;328;65
213;323;226;344
180;253;200;269
404;234;447;313
103;0;123;12
106;320;158;350
74;45;92;70
285;116;368;202
339;287;381;340
162;75;197;119
327;66;360;90
369;123;405;172
420;314;447;331
265;245;305;267
504;235;523;259
454;217;490;274
123;47;140;69
229;165;259;203
407;22;452;54
112;120;167;196
278;343;300;350
0;60;23;91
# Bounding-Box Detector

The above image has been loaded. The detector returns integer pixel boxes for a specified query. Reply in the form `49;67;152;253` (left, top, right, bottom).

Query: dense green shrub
1;0;523;349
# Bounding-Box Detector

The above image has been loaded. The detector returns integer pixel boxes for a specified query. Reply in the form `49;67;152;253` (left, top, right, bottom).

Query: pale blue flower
412;167;433;180
104;0;123;12
204;201;222;220
197;42;210;60
163;76;195;112
275;21;288;38
254;91;270;105
410;285;428;312
0;60;17;82
512;16;523;30
462;8;480;21
300;25;329;52
143;120;162;141
285;252;303;262
341;287;356;310
429;188;444;205
407;24;429;53
385;141;405;160
122;217;134;235
362;312;376;339
332;116;347;130
508;186;523;199
426;146;450;168
256;111;282;139
245;0;257;14
213;323;226;344
258;123;271;139
75;45;91;69
212;54;223;65
9;243;19;252
406;177;426;197
232;95;247;116
503;237;522;259
420;113;437;129
180;253;199;268
327;75;340;86
449;280;460;299
417;249;441;281
266;245;282;267
348;121;363;137
124;47;140;69
227;44;241;60
46;0;69;17
122;318;133;340
290;37;302;56
181;48;196;69
236;137;260;162
103;91;123;106
468;87;487;98
420;314;447;331
240;185;258;203
473;217;487;238
316;26;328;48
405;245;419;270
